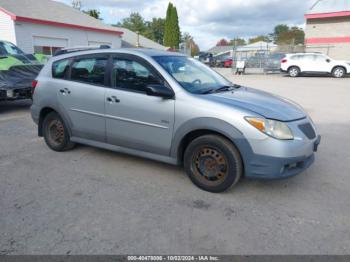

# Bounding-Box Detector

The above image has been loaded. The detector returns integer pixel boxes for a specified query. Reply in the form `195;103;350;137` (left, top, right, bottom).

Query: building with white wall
0;0;123;55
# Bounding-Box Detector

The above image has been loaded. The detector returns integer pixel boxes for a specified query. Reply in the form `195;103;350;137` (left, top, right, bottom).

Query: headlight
245;117;294;140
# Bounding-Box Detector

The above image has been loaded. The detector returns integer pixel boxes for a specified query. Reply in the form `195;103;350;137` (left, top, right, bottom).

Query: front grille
299;123;316;139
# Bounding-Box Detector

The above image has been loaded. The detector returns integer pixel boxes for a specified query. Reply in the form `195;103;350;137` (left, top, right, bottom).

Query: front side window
71;57;107;86
302;55;316;61
52;59;70;79
154;56;233;94
112;58;162;92
313;54;328;61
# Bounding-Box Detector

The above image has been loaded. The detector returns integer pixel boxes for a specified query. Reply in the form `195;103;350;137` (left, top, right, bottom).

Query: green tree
229;38;246;46
273;24;289;41
248;35;270;44
115;12;147;35
114;13;166;45
163;3;173;47
145;18;166;45
164;2;180;49
171;5;180;49
83;9;102;20
276;26;305;45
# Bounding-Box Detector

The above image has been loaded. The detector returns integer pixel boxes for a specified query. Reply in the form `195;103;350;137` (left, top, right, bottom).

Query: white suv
280;53;350;78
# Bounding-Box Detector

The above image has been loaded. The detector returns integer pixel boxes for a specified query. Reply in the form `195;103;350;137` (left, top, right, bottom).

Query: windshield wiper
208;84;241;94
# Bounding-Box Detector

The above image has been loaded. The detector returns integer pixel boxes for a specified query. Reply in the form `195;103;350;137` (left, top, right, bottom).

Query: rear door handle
59;88;71;95
111;96;120;103
107;96;120;103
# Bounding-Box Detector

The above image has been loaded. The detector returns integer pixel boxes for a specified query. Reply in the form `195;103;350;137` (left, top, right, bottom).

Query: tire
184;135;243;193
332;66;346;78
288;66;300;77
42;112;75;152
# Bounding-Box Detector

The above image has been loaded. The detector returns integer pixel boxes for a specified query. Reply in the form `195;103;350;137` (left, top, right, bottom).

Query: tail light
281;59;288;63
31;80;38;94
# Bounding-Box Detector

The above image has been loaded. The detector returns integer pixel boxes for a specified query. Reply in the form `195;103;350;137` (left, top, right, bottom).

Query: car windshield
0;42;25;56
153;55;237;94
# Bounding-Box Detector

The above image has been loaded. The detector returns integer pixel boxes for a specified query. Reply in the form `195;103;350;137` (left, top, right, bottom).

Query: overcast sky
56;0;314;50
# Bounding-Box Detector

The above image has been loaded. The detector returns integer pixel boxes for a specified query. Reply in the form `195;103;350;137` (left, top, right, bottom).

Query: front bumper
243;117;321;179
245;135;320;179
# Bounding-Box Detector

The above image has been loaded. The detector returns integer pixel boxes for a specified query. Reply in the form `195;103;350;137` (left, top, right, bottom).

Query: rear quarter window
52;59;70;79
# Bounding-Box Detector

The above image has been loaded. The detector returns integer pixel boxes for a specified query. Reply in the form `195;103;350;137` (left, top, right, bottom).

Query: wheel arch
287;65;301;72
172;118;253;169
38;107;71;137
332;65;347;74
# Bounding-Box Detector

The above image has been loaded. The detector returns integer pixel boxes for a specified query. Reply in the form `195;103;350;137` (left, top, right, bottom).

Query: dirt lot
1;71;350;255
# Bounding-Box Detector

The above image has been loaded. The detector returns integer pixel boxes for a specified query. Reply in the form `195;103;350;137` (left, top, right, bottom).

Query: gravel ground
1;71;350;255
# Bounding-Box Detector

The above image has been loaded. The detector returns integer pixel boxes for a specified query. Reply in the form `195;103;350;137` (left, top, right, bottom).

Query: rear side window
52;59;70;79
71;56;108;86
302;55;315;61
290;55;303;60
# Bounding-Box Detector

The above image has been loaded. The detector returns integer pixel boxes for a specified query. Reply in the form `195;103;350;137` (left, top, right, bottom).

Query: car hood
339;60;350;65
205;87;306;122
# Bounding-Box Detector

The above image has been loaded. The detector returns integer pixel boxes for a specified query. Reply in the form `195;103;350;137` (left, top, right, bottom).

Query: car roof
286;52;325;56
51;48;186;61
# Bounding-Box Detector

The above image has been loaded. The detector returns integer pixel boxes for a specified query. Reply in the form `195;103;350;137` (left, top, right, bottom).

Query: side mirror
145;84;174;99
326;59;331;63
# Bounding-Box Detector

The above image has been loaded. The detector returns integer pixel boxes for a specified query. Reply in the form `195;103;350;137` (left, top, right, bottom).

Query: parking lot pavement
1;73;350;255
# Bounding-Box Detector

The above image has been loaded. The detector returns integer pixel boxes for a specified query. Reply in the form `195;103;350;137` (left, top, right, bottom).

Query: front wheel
184;135;243;193
332;67;346;78
42;112;75;152
288;66;300;77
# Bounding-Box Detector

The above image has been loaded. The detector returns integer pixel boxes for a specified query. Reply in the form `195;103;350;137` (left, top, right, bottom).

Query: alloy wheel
333;68;344;78
289;68;299;77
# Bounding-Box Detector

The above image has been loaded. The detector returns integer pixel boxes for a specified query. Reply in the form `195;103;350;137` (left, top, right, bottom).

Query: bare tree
72;0;82;10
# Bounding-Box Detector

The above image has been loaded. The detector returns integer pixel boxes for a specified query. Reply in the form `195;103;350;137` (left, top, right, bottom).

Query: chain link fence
231;44;307;74
231;44;340;74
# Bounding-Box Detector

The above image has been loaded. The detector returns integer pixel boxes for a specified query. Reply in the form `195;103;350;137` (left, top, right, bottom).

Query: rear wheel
288;66;300;77
42;112;75;151
184;135;243;193
332;67;346;78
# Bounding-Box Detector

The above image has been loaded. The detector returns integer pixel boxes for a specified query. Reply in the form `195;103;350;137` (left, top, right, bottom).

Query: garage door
33;36;68;48
88;41;112;47
33;36;68;55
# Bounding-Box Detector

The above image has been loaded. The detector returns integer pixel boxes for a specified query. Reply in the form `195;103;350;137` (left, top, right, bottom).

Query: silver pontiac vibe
31;48;321;193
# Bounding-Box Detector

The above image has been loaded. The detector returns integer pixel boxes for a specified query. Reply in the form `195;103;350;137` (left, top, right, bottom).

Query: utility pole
136;32;140;48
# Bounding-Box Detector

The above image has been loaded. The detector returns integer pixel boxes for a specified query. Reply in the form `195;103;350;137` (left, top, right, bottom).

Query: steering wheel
192;79;202;87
